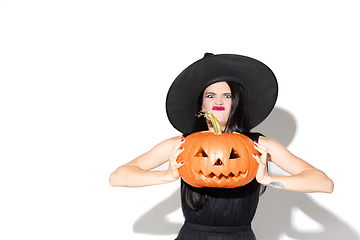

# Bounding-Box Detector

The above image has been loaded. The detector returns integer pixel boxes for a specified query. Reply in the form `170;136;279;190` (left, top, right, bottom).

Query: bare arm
254;136;334;193
109;136;185;187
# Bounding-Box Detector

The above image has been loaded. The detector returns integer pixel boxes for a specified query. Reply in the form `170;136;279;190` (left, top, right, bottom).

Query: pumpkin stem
198;110;223;135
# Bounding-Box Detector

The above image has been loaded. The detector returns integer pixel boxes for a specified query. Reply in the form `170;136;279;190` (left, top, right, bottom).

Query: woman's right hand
166;136;185;181
110;135;186;187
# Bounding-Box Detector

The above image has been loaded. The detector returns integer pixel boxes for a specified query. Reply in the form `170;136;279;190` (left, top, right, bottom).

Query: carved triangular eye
194;147;208;157
214;159;224;166
229;148;241;159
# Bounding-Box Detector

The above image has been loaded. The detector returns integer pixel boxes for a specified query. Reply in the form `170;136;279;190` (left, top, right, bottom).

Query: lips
212;106;225;111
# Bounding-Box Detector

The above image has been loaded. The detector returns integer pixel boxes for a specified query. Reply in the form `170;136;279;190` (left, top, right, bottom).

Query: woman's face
202;81;232;130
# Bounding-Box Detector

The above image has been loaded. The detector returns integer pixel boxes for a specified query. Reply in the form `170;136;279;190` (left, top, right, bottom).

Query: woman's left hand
253;141;271;185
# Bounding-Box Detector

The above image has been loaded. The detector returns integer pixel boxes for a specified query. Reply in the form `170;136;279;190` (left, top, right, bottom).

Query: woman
109;53;334;239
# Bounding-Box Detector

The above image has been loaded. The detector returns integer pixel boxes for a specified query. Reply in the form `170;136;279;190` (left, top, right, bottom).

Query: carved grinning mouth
192;169;248;184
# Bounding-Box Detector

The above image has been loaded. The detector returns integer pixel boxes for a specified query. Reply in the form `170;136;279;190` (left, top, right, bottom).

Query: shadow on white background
133;107;359;239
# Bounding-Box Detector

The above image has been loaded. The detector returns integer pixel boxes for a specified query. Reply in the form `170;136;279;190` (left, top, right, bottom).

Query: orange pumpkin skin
177;131;259;188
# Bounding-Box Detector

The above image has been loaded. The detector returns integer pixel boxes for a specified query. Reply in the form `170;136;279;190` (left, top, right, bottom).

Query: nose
215;96;224;105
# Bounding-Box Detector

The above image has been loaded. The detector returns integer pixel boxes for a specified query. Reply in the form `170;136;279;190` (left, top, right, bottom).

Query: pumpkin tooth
193;170;202;179
217;174;225;180
211;168;224;177
192;170;212;183
201;168;213;177
232;170;248;182
208;172;216;178
209;173;221;184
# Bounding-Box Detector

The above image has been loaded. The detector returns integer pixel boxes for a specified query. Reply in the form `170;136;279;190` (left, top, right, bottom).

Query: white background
1;1;359;239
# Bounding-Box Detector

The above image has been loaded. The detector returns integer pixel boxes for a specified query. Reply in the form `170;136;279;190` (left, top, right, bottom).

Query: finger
173;137;185;152
254;141;267;150
253;153;262;164
178;136;185;145
254;142;268;154
172;146;185;164
253;152;267;166
176;146;185;156
169;137;184;159
176;161;185;169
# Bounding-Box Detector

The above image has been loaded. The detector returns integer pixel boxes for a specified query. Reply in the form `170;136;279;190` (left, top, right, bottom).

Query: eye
194;147;209;157
205;94;214;98
224;94;232;99
229;148;241;159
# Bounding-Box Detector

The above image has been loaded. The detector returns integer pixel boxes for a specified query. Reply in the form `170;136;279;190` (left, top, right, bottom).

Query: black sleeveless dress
176;133;262;240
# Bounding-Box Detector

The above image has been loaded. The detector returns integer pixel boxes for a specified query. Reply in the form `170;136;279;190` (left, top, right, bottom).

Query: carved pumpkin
177;111;259;188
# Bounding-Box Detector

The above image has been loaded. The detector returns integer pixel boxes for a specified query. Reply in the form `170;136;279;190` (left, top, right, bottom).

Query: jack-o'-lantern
177;111;259;188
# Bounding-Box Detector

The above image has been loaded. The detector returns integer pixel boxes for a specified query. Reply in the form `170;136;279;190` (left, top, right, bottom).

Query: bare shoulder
258;136;315;175
141;135;183;159
258;136;287;152
151;136;182;151
258;135;300;161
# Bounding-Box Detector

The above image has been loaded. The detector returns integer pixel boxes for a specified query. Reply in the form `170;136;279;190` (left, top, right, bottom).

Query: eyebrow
205;91;231;95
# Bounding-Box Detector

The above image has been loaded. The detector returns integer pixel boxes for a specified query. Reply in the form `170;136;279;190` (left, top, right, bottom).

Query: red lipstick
212;106;225;111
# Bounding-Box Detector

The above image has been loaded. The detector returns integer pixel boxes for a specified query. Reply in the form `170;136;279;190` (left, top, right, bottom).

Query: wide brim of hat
166;54;278;134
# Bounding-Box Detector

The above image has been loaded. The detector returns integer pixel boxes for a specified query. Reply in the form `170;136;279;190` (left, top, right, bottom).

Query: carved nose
214;159;224;166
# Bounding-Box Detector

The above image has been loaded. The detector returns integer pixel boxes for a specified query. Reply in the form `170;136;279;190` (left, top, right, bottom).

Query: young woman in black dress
110;53;333;239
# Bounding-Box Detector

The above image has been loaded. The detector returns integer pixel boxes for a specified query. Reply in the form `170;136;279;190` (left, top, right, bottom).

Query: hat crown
203;52;215;58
